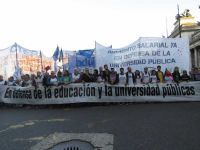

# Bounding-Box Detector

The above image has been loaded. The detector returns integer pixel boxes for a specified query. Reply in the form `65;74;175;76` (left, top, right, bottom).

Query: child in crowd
181;70;190;82
172;66;181;83
118;68;126;85
142;67;150;84
150;70;157;83
135;70;142;84
156;65;164;83
164;69;173;83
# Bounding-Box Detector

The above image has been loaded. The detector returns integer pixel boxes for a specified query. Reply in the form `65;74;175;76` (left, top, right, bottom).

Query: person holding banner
142;67;150;84
35;71;43;87
0;75;7;85
103;64;110;83
126;67;135;85
63;70;71;84
80;68;92;82
21;74;32;87
181;70;190;82
98;67;104;82
156;65;164;83
150;70;158;83
135;70;142;84
164;69;173;83
109;68;118;85
118;68;126;85
172;67;181;83
72;68;81;83
49;71;58;86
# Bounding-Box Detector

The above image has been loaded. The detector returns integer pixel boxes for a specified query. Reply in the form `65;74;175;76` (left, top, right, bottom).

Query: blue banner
76;49;95;68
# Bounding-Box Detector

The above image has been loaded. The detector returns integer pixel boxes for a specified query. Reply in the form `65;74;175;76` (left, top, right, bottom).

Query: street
0;102;200;150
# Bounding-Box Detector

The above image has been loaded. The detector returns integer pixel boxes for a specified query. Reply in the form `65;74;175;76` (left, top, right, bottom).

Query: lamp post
176;4;182;38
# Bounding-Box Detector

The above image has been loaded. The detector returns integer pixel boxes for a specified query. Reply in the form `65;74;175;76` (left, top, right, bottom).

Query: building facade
169;9;200;69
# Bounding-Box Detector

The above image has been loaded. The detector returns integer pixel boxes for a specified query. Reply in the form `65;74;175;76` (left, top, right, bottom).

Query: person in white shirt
35;71;43;86
49;71;58;86
126;67;135;85
21;74;32;87
118;68;126;85
135;70;142;84
142;67;150;84
0;75;7;85
150;70;157;83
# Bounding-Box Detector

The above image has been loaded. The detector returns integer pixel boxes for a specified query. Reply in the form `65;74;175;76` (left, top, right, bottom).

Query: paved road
0;102;200;150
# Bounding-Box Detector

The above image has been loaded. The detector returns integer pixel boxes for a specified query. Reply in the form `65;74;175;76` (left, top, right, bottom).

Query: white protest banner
95;37;190;72
0;82;200;104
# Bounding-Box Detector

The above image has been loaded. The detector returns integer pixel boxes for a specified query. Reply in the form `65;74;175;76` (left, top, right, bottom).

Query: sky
0;0;199;57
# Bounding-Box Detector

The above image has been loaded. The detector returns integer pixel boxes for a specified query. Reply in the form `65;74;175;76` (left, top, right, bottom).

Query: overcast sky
0;0;199;57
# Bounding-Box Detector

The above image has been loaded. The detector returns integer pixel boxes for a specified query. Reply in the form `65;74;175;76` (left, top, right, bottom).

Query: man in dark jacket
103;64;110;83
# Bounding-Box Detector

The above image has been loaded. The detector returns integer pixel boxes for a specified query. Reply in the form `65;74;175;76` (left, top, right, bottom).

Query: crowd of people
0;64;198;88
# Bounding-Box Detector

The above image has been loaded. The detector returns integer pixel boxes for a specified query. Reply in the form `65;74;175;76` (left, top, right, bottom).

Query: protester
92;69;99;82
49;71;58;86
80;68;92;82
42;72;50;87
135;70;142;84
35;71;43;86
142;67;150;84
118;68;126;85
97;67;104;82
150;70;157;83
30;74;37;88
72;68;81;83
181;70;190;82
103;64;110;83
63;70;71;84
156;65;164;83
21;74;32;87
7;76;16;86
0;75;7;85
109;68;118;85
57;70;64;85
172;66;181;83
126;67;135;85
164;69;173;83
